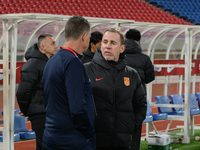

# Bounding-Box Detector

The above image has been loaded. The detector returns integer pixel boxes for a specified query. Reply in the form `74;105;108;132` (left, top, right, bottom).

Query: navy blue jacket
42;48;96;150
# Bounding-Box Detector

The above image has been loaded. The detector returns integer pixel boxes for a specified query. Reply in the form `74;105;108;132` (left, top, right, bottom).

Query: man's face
91;40;101;53
83;32;91;53
101;31;125;62
42;36;57;59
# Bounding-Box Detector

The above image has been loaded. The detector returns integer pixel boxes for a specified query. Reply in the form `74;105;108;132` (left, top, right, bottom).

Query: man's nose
105;43;111;49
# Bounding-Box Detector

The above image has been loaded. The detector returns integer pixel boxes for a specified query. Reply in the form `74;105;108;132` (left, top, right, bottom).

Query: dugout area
0;13;199;150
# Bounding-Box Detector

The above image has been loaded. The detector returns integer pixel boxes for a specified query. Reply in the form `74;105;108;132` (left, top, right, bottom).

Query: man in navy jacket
42;16;96;150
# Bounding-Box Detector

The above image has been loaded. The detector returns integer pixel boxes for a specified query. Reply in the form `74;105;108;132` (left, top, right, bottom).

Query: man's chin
103;56;115;61
83;48;87;53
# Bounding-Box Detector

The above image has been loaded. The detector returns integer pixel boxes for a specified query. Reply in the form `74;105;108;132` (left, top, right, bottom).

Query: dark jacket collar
83;48;94;58
124;39;142;54
25;43;48;61
92;47;126;71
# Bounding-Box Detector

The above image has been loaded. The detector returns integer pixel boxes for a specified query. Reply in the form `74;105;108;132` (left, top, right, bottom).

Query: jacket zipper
111;69;116;148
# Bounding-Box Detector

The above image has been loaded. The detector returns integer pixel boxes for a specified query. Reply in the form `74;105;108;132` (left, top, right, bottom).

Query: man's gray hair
37;34;53;49
65;16;90;41
104;28;124;45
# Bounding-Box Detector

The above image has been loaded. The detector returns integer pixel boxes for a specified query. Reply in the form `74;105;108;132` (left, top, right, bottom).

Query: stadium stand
144;0;199;25
0;0;192;25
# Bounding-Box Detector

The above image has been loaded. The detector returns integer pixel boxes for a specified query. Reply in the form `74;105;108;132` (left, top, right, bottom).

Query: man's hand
18;111;27;117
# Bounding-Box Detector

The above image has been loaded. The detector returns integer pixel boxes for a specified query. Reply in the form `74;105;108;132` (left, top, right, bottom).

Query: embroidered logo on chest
95;78;104;81
124;77;130;86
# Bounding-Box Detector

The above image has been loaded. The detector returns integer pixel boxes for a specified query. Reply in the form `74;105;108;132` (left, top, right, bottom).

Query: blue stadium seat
182;93;200;115
195;92;200;108
152;112;168;121
143;99;153;123
169;94;184;115
179;11;188;18
156;1;165;7
143;99;168;135
150;0;156;3
164;4;172;11
14;110;36;140
172;8;179;14
155;95;178;115
187;15;196;21
143;99;168;123
1;110;36;140
195;20;200;25
0;132;20;142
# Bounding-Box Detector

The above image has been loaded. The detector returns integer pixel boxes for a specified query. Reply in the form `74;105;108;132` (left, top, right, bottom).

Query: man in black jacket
16;34;57;150
84;28;147;150
81;31;102;63
124;29;155;150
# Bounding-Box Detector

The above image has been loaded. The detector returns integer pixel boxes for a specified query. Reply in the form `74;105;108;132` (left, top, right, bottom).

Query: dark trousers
31;117;46;150
131;125;142;150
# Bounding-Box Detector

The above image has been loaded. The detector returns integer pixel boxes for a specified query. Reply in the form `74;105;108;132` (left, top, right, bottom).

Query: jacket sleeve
144;58;155;84
16;62;39;116
132;73;147;130
64;58;94;139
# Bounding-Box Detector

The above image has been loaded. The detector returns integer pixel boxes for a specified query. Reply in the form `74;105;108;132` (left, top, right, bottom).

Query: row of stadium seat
155;94;200;116
0;0;190;25
148;0;200;24
151;93;200;135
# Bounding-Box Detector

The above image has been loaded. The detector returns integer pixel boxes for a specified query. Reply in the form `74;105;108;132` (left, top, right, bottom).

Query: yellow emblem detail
124;77;130;86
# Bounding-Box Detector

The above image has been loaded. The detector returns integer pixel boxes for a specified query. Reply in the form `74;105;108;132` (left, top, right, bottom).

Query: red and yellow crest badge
124;77;130;86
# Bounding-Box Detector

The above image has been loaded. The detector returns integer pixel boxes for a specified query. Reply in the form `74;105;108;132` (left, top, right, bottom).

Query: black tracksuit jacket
81;48;95;63
124;39;155;85
84;49;147;149
16;43;47;120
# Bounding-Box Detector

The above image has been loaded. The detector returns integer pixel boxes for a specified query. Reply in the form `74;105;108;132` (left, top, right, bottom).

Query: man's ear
39;44;46;54
91;42;94;47
82;33;87;42
120;45;125;53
